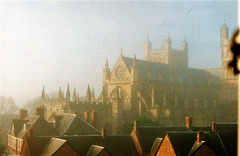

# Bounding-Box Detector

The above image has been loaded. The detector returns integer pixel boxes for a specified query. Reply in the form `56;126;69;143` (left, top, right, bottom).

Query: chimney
197;130;204;143
28;128;33;139
19;109;27;119
84;110;89;122
185;116;192;130
36;107;44;117
211;121;216;132
91;110;97;126
101;128;106;137
134;120;138;132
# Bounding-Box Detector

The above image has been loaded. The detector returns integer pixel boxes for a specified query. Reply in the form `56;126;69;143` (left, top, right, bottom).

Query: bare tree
0;96;19;114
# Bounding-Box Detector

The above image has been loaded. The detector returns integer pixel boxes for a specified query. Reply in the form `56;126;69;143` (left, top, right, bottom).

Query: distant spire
66;83;70;99
105;58;109;69
120;48;123;56
133;54;137;67
221;19;228;30
58;86;62;100
42;85;45;99
86;84;91;104
91;88;95;103
72;87;77;102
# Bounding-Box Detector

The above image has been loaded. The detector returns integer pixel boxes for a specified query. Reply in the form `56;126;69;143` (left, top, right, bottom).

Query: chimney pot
134;120;138;132
211;121;216;131
185;116;192;130
101;128;106;137
84;110;89;122
36;106;45;117
197;130;204;143
19;109;28;119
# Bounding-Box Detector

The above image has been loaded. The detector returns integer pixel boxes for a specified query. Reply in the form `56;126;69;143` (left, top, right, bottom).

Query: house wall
53;143;80;156
98;149;111;156
7;134;23;155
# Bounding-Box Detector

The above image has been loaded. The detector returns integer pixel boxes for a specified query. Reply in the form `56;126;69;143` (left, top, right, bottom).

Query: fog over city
0;1;238;106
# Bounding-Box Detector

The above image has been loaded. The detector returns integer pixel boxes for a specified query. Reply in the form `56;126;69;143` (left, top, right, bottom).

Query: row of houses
7;108;236;155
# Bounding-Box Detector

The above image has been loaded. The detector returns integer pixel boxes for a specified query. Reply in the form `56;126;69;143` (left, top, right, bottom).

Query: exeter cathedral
41;21;237;134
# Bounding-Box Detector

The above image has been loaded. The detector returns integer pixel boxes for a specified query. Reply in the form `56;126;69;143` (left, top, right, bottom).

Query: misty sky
0;1;238;107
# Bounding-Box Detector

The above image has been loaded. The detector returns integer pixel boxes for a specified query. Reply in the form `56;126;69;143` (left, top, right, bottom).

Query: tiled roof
41;138;67;156
57;135;138;156
122;56;220;84
17;116;58;138
55;114;101;135
167;131;196;155
148;138;163;156
203;132;228;155
10;119;28;136
189;132;229;156
215;122;237;132
138;126;188;152
86;145;105;156
218;131;237;155
21;136;51;156
188;141;206;155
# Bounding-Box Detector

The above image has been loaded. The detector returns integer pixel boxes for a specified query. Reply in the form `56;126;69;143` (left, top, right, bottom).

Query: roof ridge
51;137;67;143
216;132;228;155
62;115;76;134
75;115;101;133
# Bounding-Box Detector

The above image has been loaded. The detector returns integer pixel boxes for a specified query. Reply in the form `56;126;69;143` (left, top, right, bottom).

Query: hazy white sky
0;1;238;106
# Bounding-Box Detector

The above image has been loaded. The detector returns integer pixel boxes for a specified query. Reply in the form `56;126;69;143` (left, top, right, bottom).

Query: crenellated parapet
143;34;188;67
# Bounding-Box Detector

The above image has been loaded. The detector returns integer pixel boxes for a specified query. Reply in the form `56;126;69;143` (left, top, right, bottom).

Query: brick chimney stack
28;128;33;139
19;109;27;119
197;130;204;143
211;121;216;132
36;107;44;117
91;110;97;126
185;116;192;130
84;110;89;122
101;128;106;137
134;120;139;132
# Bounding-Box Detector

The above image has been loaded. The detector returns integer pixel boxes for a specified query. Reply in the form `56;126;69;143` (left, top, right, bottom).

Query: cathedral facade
41;22;237;134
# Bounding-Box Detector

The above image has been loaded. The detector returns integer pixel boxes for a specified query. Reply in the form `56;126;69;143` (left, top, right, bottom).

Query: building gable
189;142;217;156
157;135;176;156
110;55;132;82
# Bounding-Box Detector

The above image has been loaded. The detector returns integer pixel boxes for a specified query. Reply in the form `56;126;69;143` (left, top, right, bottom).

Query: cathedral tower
163;34;172;51
220;20;230;69
220;21;236;81
144;37;152;61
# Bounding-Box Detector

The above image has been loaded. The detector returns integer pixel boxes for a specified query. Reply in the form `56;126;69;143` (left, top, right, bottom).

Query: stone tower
143;34;188;67
220;21;236;82
162;33;172;51
144;37;152;61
